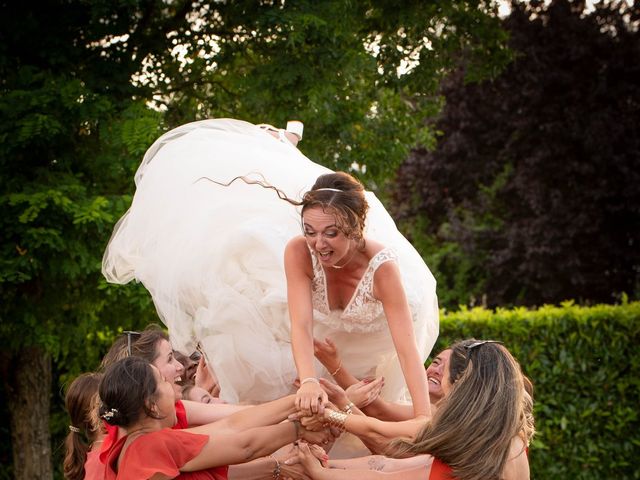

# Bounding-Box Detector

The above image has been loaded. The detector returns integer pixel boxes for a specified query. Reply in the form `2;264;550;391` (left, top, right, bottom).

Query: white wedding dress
102;119;439;411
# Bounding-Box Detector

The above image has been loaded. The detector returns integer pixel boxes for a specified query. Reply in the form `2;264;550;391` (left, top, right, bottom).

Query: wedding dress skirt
103;119;439;407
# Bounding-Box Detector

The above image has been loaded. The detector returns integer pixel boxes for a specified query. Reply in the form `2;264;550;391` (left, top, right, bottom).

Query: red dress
104;428;228;479
429;458;456;480
99;399;189;470
83;448;104;480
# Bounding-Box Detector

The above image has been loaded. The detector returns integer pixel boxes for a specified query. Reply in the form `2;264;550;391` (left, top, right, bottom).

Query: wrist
300;377;320;387
268;454;281;479
326;409;349;431
342;401;355;414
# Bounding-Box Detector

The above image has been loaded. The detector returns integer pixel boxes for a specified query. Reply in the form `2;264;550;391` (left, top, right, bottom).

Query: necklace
331;247;358;269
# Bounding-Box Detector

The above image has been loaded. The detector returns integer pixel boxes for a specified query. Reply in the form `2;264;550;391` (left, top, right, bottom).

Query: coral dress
102;119;439;405
429;458;455;480
104;429;228;480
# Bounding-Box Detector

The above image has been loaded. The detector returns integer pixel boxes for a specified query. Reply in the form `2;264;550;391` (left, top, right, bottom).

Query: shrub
435;301;640;479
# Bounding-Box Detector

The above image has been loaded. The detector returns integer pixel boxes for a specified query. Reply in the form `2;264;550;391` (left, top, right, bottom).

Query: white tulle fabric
102;119;439;406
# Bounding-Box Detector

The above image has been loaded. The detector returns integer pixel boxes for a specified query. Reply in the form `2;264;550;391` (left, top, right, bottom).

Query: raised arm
285;237;328;414
203;394;297;435
374;261;430;418
182;400;251;426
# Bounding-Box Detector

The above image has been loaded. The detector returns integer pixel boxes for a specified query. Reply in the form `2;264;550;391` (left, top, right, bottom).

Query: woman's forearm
214;395;297;433
291;321;316;379
183;400;251;427
362;398;414;422
228;457;278;480
185;421;297;471
309;465;428;480
328;410;423;446
329;455;432;473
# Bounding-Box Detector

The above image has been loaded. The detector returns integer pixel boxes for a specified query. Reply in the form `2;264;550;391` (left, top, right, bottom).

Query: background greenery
0;0;638;478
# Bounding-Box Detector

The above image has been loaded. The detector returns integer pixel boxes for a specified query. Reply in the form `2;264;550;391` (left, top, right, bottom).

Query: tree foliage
394;0;640;308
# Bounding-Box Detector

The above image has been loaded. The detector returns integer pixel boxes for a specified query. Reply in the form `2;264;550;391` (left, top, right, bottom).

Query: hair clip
101;408;119;421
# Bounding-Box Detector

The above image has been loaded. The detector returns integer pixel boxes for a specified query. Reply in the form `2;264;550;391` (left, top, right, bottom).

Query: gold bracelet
343;401;355;414
330;361;342;376
327;409;348;431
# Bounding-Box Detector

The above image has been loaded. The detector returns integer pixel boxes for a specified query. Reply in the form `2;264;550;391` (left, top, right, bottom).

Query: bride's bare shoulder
363;238;386;258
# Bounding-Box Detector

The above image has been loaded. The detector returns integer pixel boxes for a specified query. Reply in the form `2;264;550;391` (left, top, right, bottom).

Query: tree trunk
4;347;52;480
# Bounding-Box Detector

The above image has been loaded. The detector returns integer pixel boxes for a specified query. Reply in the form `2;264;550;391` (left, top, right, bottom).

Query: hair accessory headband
315;188;342;193
68;425;81;433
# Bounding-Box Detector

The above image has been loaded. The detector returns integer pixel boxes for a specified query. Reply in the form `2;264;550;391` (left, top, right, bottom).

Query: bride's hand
296;380;328;416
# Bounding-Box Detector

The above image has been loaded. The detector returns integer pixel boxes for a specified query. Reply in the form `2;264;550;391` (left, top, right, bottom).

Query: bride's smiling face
303;206;355;267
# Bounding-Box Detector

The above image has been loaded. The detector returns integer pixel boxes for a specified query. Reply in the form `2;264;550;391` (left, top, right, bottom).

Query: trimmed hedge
435;301;640;480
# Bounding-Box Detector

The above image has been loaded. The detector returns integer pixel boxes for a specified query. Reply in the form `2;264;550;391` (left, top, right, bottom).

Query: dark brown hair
98;356;162;428
63;372;102;480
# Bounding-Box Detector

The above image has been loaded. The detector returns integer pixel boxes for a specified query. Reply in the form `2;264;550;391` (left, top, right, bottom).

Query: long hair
63;372;102;480
98;356;161;428
391;339;526;480
198;171;369;244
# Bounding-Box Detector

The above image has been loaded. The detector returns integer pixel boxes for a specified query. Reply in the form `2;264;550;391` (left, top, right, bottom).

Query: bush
435;301;640;479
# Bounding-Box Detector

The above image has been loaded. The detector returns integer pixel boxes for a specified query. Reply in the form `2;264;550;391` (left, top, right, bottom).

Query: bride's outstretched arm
285;237;328;415
374;261;431;418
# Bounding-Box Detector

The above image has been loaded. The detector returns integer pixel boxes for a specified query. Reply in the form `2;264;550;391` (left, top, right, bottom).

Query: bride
102;119;439;412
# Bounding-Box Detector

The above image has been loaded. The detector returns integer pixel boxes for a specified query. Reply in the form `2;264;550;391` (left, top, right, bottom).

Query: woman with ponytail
63;372;104;480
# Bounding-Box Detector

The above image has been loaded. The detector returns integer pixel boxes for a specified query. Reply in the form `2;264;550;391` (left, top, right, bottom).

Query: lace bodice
311;248;398;333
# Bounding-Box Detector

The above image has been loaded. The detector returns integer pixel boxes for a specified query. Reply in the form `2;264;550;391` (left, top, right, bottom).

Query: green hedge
435;301;640;480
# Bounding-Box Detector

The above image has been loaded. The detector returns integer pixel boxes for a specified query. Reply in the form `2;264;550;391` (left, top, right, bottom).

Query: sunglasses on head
123;330;141;356
464;340;503;363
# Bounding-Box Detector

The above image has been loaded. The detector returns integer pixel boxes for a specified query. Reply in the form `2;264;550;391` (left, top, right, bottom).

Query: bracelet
342;401;355;414
327;409;348;431
330;361;342;377
300;377;320;386
269;455;281;479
